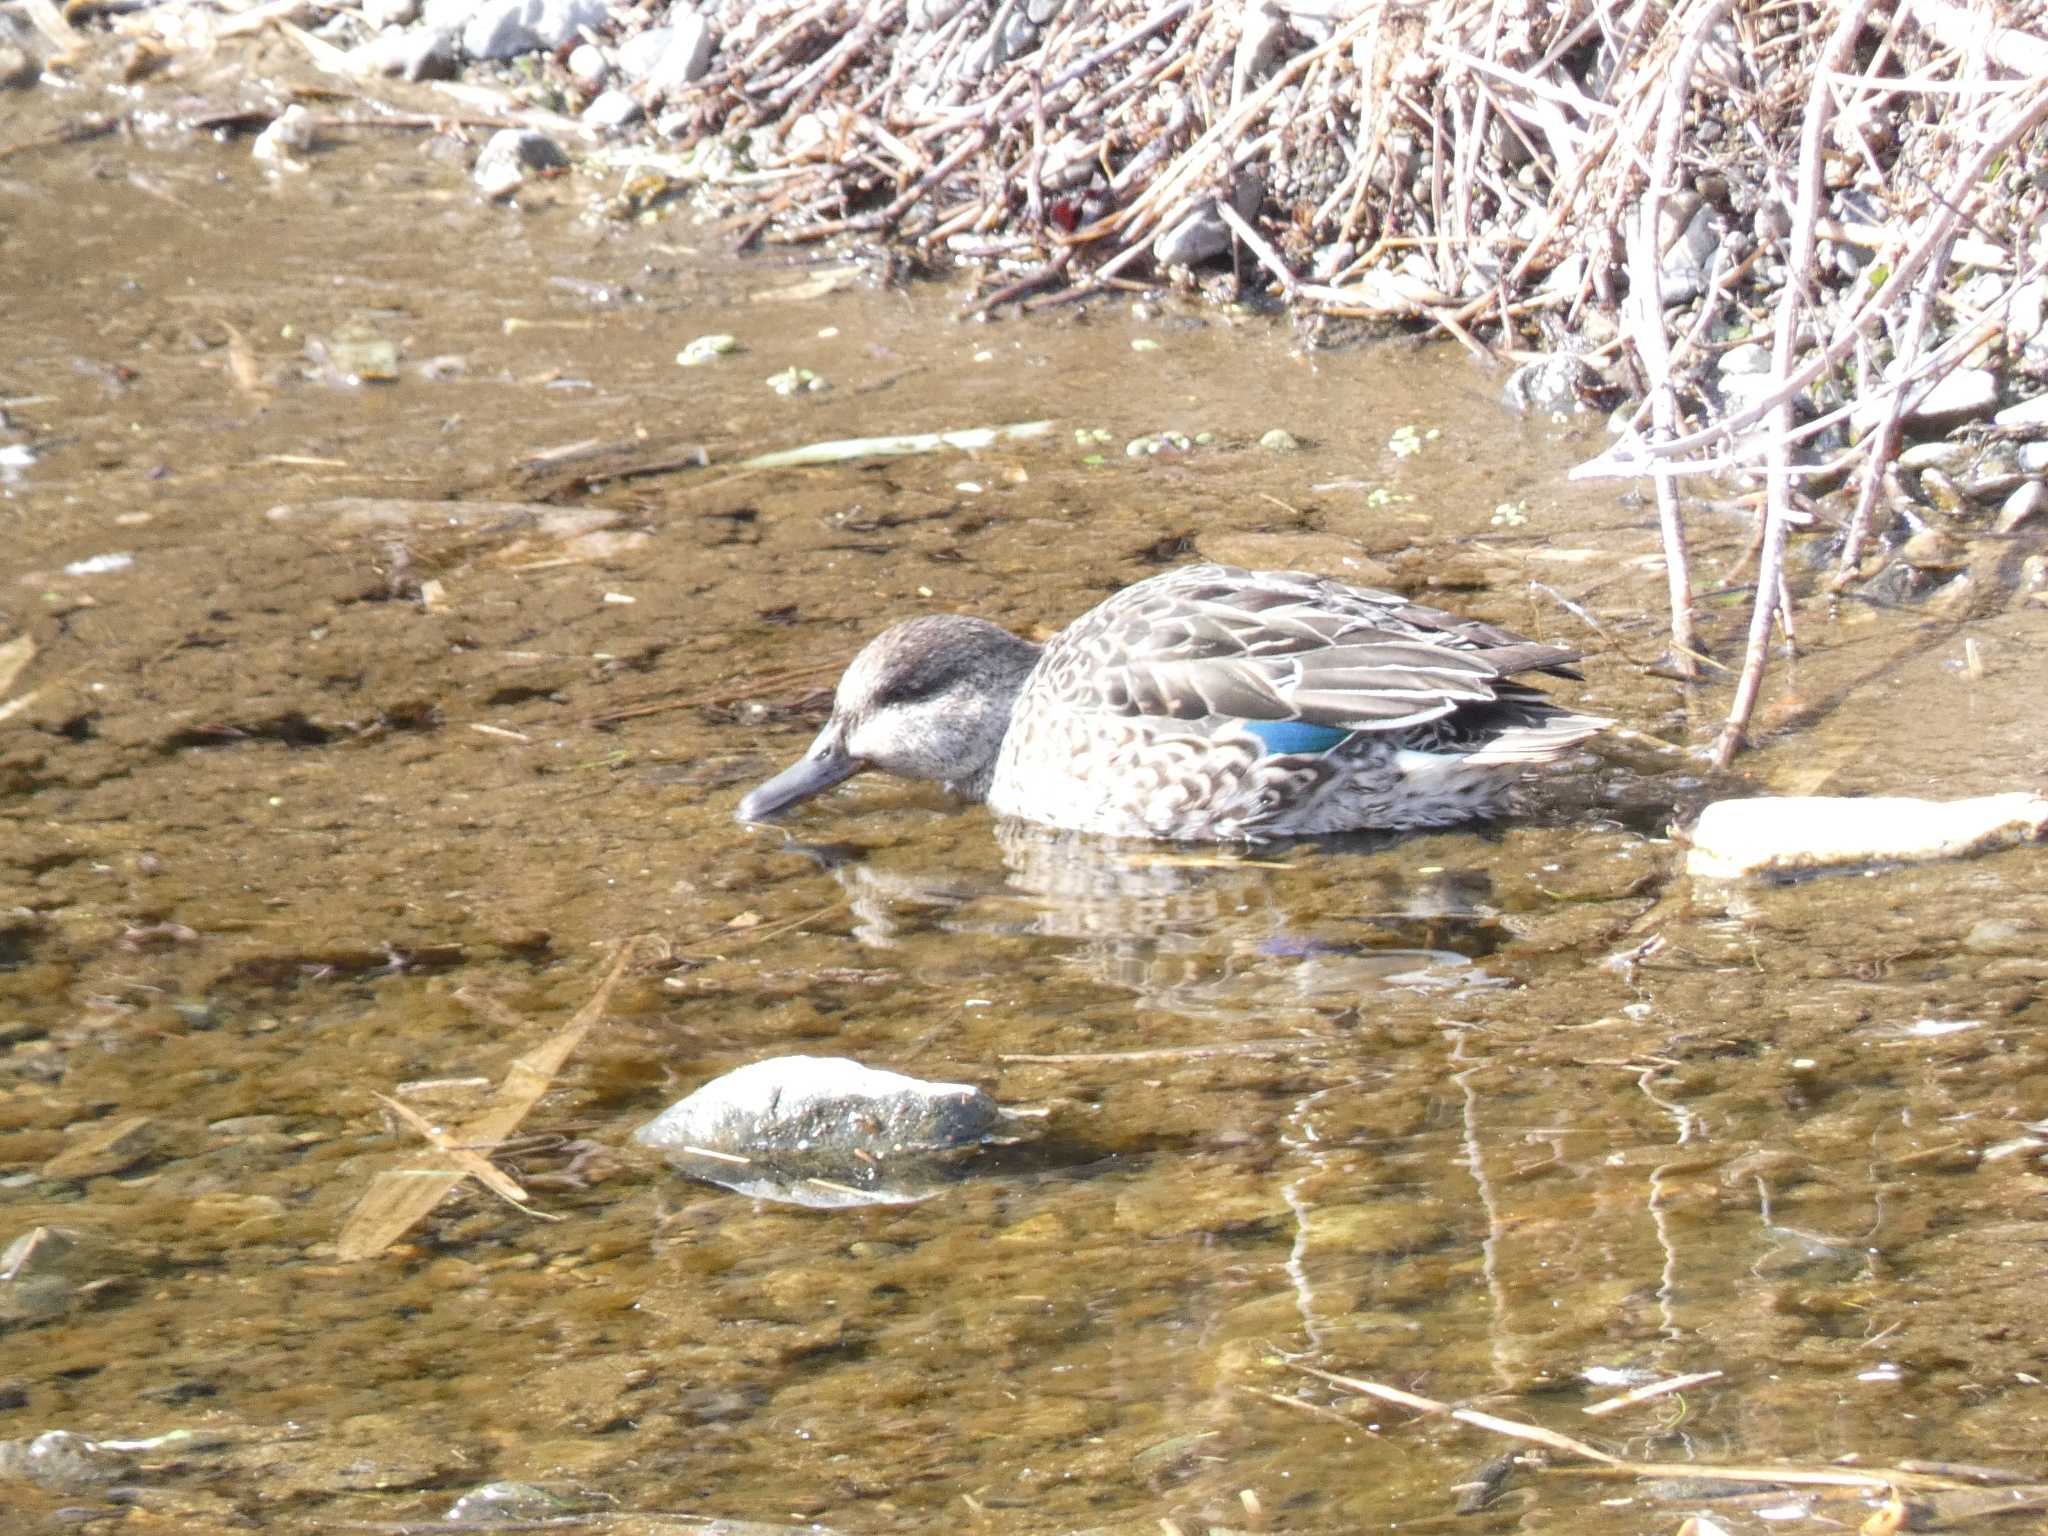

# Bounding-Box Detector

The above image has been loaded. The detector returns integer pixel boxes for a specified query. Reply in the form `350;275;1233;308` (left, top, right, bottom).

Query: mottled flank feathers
737;564;1610;841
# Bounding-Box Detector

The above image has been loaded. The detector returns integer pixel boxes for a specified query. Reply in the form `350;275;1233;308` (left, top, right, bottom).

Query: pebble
1718;341;1771;375
360;0;418;25
641;13;714;91
472;129;568;197
1502;353;1589;413
581;89;642;129
1992;394;2048;430
1155;201;1229;266
1996;479;2047;534
565;41;606;82
1852;366;1999;434
1895;441;1966;471
43;1115;156;1179
250;104;317;164
0;44;38;89
2021;442;2048;474
349;25;458;81
463;0;605;62
615;25;670;78
1257;428;1300;451
0;1432;131;1492
1659;203;1721;304
1153;174;1259;269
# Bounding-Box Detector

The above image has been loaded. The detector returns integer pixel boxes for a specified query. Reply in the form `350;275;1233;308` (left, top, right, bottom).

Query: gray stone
420;0;476;26
1154;174;1260;270
472;129;569;197
0;44;39;90
1958;441;2027;500
616;26;669;78
1025;0;1062;20
1719;341;1771;375
1660;203;1721;304
1002;10;1039;55
532;0;606;49
462;0;602;59
1854;367;1999;435
462;0;540;60
1996;479;2048;534
1993;393;2048;429
360;0;418;25
1155;201;1229;267
250;104;317;163
350;26;458;80
1895;441;1966;471
633;1056;1001;1161
581;88;642;129
1502;353;1590;414
642;13;714;91
0;1431;131;1492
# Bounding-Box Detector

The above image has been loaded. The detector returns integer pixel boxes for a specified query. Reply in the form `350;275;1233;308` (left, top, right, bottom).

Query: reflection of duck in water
737;564;1608;840
990;822;1506;1013
768;821;1506;1017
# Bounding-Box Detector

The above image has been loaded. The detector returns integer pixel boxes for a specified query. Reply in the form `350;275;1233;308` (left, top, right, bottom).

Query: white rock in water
1687;792;2048;879
632;1055;1000;1158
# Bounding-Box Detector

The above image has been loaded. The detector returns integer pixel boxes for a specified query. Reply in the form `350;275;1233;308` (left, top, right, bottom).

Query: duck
736;563;1610;841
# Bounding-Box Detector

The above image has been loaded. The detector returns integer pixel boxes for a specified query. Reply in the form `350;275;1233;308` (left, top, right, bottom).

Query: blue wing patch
1238;719;1352;756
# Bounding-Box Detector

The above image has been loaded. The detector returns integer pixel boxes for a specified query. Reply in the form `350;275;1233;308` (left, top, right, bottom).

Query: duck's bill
736;736;862;822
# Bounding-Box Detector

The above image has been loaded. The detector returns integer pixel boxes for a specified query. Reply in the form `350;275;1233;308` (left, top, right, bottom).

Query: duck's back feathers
1043;565;1586;734
989;565;1608;837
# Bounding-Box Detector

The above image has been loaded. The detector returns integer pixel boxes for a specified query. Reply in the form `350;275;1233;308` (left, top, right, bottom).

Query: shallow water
4;75;2048;1536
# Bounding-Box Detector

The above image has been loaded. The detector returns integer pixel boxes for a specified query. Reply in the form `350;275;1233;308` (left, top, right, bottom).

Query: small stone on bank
349;25;458;81
640;13;715;91
473;129;568;197
1993;394;2048;430
582;89;642;129
1996;479;2047;534
1502;353;1590;413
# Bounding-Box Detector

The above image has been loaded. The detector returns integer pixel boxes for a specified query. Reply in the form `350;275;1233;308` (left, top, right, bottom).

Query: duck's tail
1451;709;1613;767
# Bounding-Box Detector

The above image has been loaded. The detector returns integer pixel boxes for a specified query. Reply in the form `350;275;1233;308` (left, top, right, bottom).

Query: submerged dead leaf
335;936;653;1260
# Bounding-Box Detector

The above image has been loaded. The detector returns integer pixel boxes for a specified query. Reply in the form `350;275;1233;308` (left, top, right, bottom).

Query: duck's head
737;614;1042;823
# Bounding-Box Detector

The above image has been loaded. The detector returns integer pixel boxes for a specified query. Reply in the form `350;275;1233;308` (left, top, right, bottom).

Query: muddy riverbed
4;83;2048;1536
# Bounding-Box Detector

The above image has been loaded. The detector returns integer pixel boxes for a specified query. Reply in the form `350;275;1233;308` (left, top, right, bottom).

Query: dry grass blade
335;935;653;1260
370;1091;537;1210
1582;1368;1724;1417
1296;1367;2007;1493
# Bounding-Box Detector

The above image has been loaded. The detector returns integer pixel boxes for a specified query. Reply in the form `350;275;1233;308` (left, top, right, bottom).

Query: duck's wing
1059;565;1583;732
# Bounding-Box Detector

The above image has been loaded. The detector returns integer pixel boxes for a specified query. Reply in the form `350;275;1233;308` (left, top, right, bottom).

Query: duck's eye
874;672;944;709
